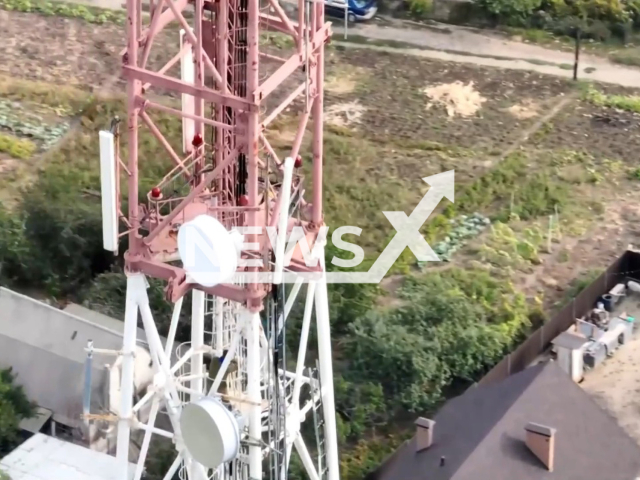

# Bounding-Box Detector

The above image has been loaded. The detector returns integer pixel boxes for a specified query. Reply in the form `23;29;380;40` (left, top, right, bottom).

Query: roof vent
525;422;556;472
415;417;435;453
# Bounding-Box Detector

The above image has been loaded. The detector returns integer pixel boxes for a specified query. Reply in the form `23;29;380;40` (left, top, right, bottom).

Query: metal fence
476;250;640;387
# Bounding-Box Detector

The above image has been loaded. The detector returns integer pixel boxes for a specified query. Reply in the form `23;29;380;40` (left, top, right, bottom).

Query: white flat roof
0;434;136;480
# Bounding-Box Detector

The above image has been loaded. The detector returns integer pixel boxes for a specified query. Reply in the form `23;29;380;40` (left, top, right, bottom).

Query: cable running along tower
92;0;338;478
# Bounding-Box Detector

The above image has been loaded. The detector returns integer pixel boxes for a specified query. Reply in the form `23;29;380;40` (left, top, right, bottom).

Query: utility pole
573;27;581;81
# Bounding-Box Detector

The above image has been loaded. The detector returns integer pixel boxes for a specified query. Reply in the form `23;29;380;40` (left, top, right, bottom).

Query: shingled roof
367;361;640;480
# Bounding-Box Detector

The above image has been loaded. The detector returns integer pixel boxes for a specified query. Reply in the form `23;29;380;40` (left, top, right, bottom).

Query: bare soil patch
423;81;486;118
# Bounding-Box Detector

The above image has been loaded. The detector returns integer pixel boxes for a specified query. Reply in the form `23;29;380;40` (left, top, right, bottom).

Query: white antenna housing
180;29;195;154
99;131;118;252
177;215;241;287
274;156;294;284
180;397;242;468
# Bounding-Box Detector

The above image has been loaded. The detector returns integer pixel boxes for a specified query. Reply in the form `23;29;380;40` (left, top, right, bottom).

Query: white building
0;433;136;480
0;288;157;455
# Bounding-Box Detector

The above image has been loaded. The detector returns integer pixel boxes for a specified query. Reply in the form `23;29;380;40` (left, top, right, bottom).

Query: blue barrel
601;294;614;312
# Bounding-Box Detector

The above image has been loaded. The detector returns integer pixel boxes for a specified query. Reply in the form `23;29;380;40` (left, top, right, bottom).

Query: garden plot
0;75;91;202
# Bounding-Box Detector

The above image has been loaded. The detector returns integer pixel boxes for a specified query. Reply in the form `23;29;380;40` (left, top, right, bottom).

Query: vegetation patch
582;85;640;113
0;0;126;24
609;48;640;66
0;368;35;456
0;101;70;150
345;268;531;412
478;222;545;270
0;75;90;114
0;133;36;160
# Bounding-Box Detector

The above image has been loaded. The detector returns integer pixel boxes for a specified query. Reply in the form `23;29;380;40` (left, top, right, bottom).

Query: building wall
0;288;155;451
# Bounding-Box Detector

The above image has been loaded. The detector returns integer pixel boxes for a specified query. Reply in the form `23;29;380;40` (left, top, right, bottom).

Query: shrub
583;85;640;113
345;268;530;412
83;269;193;341
340;436;406;480
0;133;36;160
407;0;433;17
0;368;35;456
17;180;112;296
573;0;628;22
585;18;612;40
475;0;543;23
610;47;640;66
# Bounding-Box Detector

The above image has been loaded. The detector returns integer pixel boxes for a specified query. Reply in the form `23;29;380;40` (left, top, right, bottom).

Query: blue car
324;0;378;23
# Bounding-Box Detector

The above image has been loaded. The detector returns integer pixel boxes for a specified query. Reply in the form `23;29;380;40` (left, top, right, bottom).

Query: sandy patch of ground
325;101;367;127
423;81;486;118
507;99;540;119
325;74;358;95
581;323;640;445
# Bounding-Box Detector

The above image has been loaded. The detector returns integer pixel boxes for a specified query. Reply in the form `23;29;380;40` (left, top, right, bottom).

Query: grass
0;133;37;160
0;75;179;204
505;27;559;46
582;85;640;113
564;268;603;300
0;0;126;23
504;26;640;57
339;34;580;70
0;75;91;114
609;48;640;67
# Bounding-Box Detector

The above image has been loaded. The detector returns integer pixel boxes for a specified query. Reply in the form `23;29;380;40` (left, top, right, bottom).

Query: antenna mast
92;0;339;477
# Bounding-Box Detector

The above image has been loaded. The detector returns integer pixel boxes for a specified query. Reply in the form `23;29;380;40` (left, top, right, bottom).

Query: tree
82;269;192;342
0;368;35;457
344;268;530;412
475;0;543;23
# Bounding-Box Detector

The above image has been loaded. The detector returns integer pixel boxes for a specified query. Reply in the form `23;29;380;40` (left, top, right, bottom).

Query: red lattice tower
94;0;340;479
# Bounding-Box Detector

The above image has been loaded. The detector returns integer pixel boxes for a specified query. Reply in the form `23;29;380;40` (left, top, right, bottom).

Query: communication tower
90;0;339;478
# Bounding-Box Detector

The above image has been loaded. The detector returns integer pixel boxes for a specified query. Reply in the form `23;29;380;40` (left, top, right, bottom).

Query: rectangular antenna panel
180;29;195;154
99;131;118;252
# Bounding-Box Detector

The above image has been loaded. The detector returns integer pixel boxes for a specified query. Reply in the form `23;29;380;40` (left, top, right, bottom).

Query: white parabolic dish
177;215;240;287
180;397;242;468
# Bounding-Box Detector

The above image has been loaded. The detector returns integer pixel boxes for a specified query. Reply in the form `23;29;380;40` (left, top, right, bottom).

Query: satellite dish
177;215;242;287
180;397;243;468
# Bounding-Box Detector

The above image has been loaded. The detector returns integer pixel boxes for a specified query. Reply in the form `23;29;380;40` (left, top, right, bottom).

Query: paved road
333;20;640;87
70;0;640;88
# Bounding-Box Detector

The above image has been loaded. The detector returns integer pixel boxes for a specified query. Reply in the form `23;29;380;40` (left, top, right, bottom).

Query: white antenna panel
180;29;195;154
99;131;118;252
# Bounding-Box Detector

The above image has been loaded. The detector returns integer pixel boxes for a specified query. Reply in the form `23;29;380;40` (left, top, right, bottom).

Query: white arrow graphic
326;170;454;283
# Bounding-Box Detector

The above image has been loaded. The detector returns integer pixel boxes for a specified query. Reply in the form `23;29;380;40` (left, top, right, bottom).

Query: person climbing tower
208;349;238;399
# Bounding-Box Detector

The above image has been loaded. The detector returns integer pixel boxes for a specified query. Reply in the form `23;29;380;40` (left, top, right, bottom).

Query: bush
574;0;628;22
0;205;30;286
0;368;35;456
345;268;530;412
475;0;543;23
547;15;584;37
0;133;36;160
83;269;193;341
406;0;433;17
585;18;612;40
583;85;640;113
610;47;640;65
340;436;406;480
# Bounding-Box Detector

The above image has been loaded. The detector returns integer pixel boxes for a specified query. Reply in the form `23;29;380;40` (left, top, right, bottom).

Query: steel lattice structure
88;0;340;478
